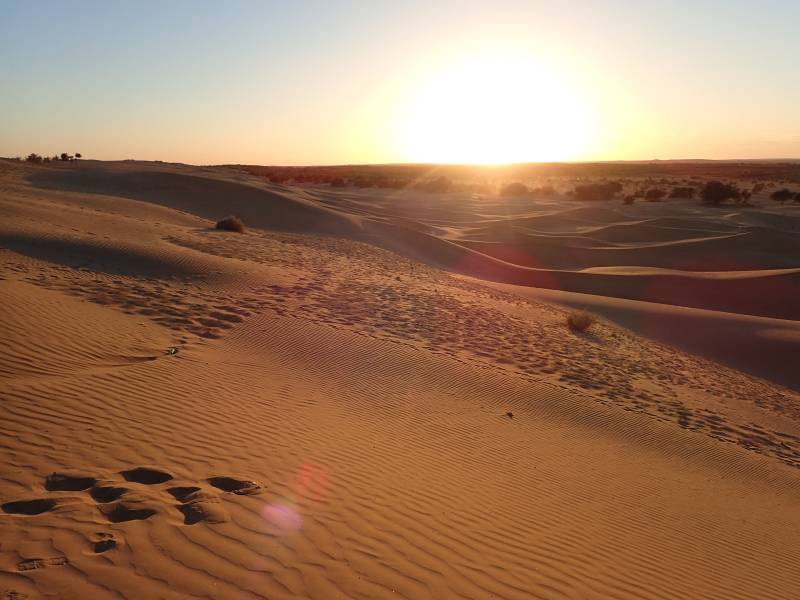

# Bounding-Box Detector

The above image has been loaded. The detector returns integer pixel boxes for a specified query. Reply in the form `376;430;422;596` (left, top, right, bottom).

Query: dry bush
499;182;529;196
566;310;596;332
572;181;622;202
417;176;452;193
771;188;794;203
645;188;666;202
215;216;245;233
701;181;740;205
669;186;695;199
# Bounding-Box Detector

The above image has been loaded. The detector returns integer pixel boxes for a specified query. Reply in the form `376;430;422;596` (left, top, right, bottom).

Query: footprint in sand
102;502;157;523
90;484;128;503
121;467;173;485
168;487;230;525
3;467;263;529
2;498;57;516
16;556;68;572
207;476;263;496
91;532;118;553
44;472;97;492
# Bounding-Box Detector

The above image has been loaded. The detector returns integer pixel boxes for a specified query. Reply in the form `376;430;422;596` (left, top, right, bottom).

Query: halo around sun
396;51;595;164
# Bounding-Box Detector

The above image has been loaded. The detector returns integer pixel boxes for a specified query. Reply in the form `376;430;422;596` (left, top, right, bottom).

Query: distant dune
2;159;799;599
29;161;800;321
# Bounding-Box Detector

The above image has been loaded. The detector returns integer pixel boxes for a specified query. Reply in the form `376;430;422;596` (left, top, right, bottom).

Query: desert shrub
669;186;695;199
700;181;739;205
566;310;595;332
622;195;636;205
531;184;557;197
645;188;666;202
795;192;800;203
499;182;529;196
572;181;622;202
215;216;245;233
418;176;452;193
25;153;43;163
385;178;410;189
771;188;794;203
751;183;766;195
329;177;346;187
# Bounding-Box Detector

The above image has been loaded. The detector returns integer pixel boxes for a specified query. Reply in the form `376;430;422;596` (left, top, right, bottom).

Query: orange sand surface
2;160;799;599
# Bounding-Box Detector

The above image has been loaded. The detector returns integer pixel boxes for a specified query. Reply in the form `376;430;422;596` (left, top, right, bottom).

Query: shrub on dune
771;189;794;203
622;195;636;205
215;216;245;233
566;310;596;333
417;176;452;193
645;188;666;202
669;186;695;199
572;181;622;202
499;182;529;197
530;184;557;197
330;177;346;187
700;181;739;205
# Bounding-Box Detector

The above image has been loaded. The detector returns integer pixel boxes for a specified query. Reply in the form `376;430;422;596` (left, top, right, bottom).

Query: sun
397;52;595;164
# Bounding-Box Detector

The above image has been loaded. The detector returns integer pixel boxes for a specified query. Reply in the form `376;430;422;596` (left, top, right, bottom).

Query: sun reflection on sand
261;502;303;532
261;462;330;533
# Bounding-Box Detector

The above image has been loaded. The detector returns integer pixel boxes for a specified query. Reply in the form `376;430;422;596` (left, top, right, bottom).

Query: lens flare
261;502;303;532
293;462;329;502
260;463;330;534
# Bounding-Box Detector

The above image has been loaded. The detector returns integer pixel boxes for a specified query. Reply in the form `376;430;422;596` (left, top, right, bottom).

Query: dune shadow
28;168;362;237
0;233;197;278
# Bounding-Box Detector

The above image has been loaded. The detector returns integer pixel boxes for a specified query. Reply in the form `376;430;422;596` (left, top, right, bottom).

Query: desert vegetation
215;216;245;233
212;163;800;209
644;188;666;202
565;310;596;333
23;152;82;164
771;188;795;203
572;181;623;202
499;182;529;196
700;181;741;205
669;186;695;199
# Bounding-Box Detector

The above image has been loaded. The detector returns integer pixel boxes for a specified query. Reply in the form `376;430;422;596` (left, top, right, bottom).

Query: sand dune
2;159;800;599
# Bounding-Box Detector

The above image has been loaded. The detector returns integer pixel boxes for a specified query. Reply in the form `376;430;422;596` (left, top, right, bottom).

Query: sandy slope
2;160;800;599
482;283;800;390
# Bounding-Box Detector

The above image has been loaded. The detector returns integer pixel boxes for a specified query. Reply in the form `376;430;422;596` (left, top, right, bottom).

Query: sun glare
397;52;595;164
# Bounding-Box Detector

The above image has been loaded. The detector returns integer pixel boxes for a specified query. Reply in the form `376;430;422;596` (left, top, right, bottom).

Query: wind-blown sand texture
1;159;799;599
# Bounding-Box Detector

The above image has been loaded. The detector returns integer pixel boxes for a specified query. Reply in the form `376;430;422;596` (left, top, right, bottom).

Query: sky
1;0;798;165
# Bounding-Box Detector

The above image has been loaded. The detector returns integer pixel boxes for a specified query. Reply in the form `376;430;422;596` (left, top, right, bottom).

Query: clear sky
1;0;798;164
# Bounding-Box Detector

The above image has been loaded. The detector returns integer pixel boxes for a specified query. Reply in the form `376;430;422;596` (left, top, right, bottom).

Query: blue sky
1;1;798;164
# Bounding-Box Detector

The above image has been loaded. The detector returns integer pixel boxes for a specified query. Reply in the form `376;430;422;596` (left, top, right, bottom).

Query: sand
1;159;799;599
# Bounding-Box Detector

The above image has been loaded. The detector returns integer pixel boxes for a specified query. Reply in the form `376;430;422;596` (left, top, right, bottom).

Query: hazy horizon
2;0;799;165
